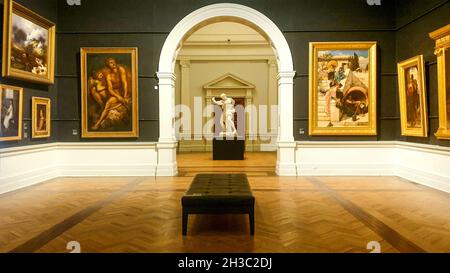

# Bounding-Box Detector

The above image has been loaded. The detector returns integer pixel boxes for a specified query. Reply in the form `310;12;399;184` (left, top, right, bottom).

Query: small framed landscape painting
397;55;428;137
309;42;377;136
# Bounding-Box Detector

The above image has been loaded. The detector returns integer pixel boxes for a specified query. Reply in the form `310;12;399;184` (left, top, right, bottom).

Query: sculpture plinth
213;137;245;160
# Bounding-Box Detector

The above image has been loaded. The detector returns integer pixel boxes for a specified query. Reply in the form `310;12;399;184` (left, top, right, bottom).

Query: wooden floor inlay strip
306;177;426;253
9;178;146;253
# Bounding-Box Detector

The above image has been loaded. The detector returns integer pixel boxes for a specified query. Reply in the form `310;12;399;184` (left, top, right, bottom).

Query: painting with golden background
81;48;139;138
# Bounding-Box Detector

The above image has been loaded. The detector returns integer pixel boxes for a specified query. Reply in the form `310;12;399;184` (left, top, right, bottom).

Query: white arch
156;3;297;176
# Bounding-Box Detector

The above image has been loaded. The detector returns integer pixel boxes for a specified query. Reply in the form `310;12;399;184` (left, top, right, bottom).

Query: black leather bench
181;174;255;236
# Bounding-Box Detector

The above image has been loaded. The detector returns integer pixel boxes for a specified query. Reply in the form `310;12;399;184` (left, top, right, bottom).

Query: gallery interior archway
156;3;296;176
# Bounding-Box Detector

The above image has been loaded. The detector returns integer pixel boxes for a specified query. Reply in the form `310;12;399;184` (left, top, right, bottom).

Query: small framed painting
32;97;51;138
309;42;377;135
2;0;56;84
397;55;428;137
0;84;23;142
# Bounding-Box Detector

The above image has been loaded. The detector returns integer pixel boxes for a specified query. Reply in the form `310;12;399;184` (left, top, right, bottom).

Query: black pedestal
213;138;245;160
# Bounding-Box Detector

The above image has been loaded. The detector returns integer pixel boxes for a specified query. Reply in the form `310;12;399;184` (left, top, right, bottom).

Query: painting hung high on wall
397;55;428;137
0;84;23;142
81;48;139;138
32;97;51;139
2;0;55;84
430;24;450;140
309;42;377;135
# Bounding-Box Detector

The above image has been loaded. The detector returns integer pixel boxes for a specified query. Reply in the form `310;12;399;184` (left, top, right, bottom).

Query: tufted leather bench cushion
181;174;255;235
182;174;254;206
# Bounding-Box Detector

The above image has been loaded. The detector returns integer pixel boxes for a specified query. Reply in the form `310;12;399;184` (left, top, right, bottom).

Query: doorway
156;3;296;176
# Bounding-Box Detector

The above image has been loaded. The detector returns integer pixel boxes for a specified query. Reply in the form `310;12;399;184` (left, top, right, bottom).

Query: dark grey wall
2;0;450;148
56;0;397;143
0;0;58;149
395;0;450;147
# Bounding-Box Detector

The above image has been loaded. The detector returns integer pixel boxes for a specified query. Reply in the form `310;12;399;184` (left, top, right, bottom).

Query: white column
156;72;178;176
276;71;297;176
180;60;191;139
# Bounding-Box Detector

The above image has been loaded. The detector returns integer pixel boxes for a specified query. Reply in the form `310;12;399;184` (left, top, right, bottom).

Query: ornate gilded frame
397;55;428;137
32;97;51;139
2;0;55;84
309;42;377;135
0;84;23;142
430;24;450;140
80;47;139;138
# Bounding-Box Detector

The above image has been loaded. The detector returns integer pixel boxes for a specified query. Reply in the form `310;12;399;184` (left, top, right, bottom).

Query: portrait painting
32;97;51;138
2;0;55;84
0;84;23;142
81;48;139;138
397;55;428;137
309;42;377;135
430;24;450;140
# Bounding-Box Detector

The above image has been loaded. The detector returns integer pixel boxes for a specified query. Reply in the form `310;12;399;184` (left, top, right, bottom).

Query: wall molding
1;141;449;195
296;141;450;193
0;142;158;195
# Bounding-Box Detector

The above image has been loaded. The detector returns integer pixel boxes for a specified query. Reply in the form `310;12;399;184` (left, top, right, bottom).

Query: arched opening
156;3;296;176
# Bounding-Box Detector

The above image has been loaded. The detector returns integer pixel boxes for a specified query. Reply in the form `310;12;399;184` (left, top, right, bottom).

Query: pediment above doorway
203;73;255;90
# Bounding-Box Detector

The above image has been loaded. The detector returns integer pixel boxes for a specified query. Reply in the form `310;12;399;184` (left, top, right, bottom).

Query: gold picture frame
309;42;377;135
32;97;51;139
430;24;450;140
397;55;428;137
2;0;56;84
81;47;139;138
0;84;23;142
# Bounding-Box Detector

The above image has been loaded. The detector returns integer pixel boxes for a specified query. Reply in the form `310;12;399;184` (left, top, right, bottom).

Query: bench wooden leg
182;210;188;236
249;208;254;236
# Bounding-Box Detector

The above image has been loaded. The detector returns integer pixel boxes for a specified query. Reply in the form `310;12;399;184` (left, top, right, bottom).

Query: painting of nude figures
81;48;139;138
309;42;377;135
2;0;55;84
397;55;428;137
0;85;23;142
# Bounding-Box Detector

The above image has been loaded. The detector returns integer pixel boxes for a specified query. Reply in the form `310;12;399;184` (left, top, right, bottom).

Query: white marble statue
212;93;237;136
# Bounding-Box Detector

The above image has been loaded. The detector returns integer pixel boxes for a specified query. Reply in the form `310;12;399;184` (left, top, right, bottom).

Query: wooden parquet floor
1;152;450;253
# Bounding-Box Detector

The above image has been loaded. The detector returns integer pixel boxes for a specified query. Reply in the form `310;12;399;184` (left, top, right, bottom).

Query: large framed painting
32;97;51;139
309;42;377;136
2;0;56;84
0;84;23;142
430;24;450;140
397;55;428;137
81;47;139;138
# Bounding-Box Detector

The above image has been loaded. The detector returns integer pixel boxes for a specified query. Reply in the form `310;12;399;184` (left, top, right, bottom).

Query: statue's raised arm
211;97;224;106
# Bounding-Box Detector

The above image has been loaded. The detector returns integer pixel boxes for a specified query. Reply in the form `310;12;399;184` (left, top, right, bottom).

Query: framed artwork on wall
80;47;139;138
309;42;377;136
2;0;56;84
0;84;23;142
32;97;51;139
430;24;450;140
397;55;428;137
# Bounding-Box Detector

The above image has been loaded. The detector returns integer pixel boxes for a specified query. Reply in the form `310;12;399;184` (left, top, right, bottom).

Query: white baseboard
1;141;449;195
0;142;158;195
296;141;450;193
